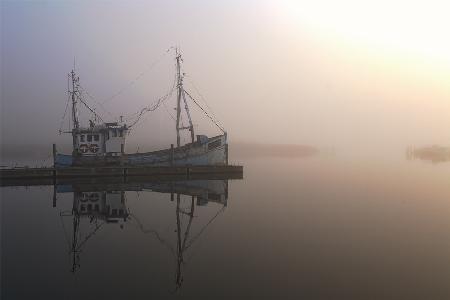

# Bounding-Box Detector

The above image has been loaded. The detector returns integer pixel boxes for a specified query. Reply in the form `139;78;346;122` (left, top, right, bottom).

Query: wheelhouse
73;122;127;157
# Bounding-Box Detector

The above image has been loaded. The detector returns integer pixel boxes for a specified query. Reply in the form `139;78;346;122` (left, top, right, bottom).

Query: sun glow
275;0;450;67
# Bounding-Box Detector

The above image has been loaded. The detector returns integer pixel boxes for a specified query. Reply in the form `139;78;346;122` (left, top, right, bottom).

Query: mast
182;91;195;144
176;49;182;147
67;69;105;153
175;48;195;148
69;70;79;153
70;70;80;131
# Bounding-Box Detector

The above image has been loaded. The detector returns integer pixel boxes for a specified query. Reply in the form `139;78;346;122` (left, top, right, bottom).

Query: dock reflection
53;176;237;290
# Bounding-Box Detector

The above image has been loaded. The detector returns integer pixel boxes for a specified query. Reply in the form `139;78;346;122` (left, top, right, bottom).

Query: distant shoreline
230;143;319;159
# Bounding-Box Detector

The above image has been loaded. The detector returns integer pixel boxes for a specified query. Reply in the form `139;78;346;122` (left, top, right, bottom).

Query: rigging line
184;90;225;133
77;86;106;121
163;101;176;121
76;221;105;251
162;68;179;122
78;85;116;121
158;62;177;113
180;199;195;252
101;48;173;105
124;110;142;122
185;74;218;121
40;154;53;167
129;214;176;259
59;212;72;251
127;108;153;132
185;205;226;251
127;86;176;129
123;65;178;123
76;92;104;123
127;97;165;128
59;90;71;134
124;94;172;123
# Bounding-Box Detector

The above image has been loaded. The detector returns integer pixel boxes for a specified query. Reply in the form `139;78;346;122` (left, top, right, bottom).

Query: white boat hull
55;134;228;168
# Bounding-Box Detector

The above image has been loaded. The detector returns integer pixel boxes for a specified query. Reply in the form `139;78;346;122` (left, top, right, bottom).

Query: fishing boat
54;49;228;168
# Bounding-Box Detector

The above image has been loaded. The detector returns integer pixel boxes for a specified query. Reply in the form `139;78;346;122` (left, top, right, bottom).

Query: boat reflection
53;177;234;290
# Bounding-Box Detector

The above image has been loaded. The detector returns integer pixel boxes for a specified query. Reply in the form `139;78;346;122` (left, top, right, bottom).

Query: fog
1;0;449;158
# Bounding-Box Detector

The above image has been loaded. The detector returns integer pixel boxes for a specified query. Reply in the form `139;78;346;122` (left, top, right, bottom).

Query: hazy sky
1;0;449;152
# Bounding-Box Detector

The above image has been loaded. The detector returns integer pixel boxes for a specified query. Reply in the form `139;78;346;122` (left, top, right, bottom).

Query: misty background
1;0;449;161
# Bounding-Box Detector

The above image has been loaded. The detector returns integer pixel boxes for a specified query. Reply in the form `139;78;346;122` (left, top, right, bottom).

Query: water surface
2;155;450;299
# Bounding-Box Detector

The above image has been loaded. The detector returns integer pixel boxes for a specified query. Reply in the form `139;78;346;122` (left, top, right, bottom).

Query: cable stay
58;83;71;134
122;62;179;130
75;220;105;251
128;213;176;259
184;90;225;133
184;74;219;123
78;85;117;121
127;85;176;129
101;47;173;105
78;94;104;124
184;204;226;251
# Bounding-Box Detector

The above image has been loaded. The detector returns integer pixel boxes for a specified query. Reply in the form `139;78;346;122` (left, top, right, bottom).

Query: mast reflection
54;177;233;289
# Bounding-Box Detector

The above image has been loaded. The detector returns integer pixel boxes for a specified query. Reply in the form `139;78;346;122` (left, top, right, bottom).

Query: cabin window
208;139;221;150
80;135;85;142
95;204;99;211
119;209;123;215
80;205;86;212
119;130;123;137
94;134;99;141
106;131;109;139
87;135;92;142
112;209;117;216
112;130;117;137
121;144;124;153
87;204;92;211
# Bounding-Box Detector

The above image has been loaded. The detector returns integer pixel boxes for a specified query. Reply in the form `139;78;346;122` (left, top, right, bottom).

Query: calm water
2;155;450;299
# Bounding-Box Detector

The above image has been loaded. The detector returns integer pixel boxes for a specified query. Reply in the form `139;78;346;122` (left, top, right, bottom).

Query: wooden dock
0;165;243;187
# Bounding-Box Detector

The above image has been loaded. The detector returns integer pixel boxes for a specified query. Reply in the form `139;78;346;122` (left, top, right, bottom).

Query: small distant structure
406;145;450;163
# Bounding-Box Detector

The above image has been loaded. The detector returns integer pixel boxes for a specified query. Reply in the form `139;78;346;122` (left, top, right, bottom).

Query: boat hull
55;134;228;168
